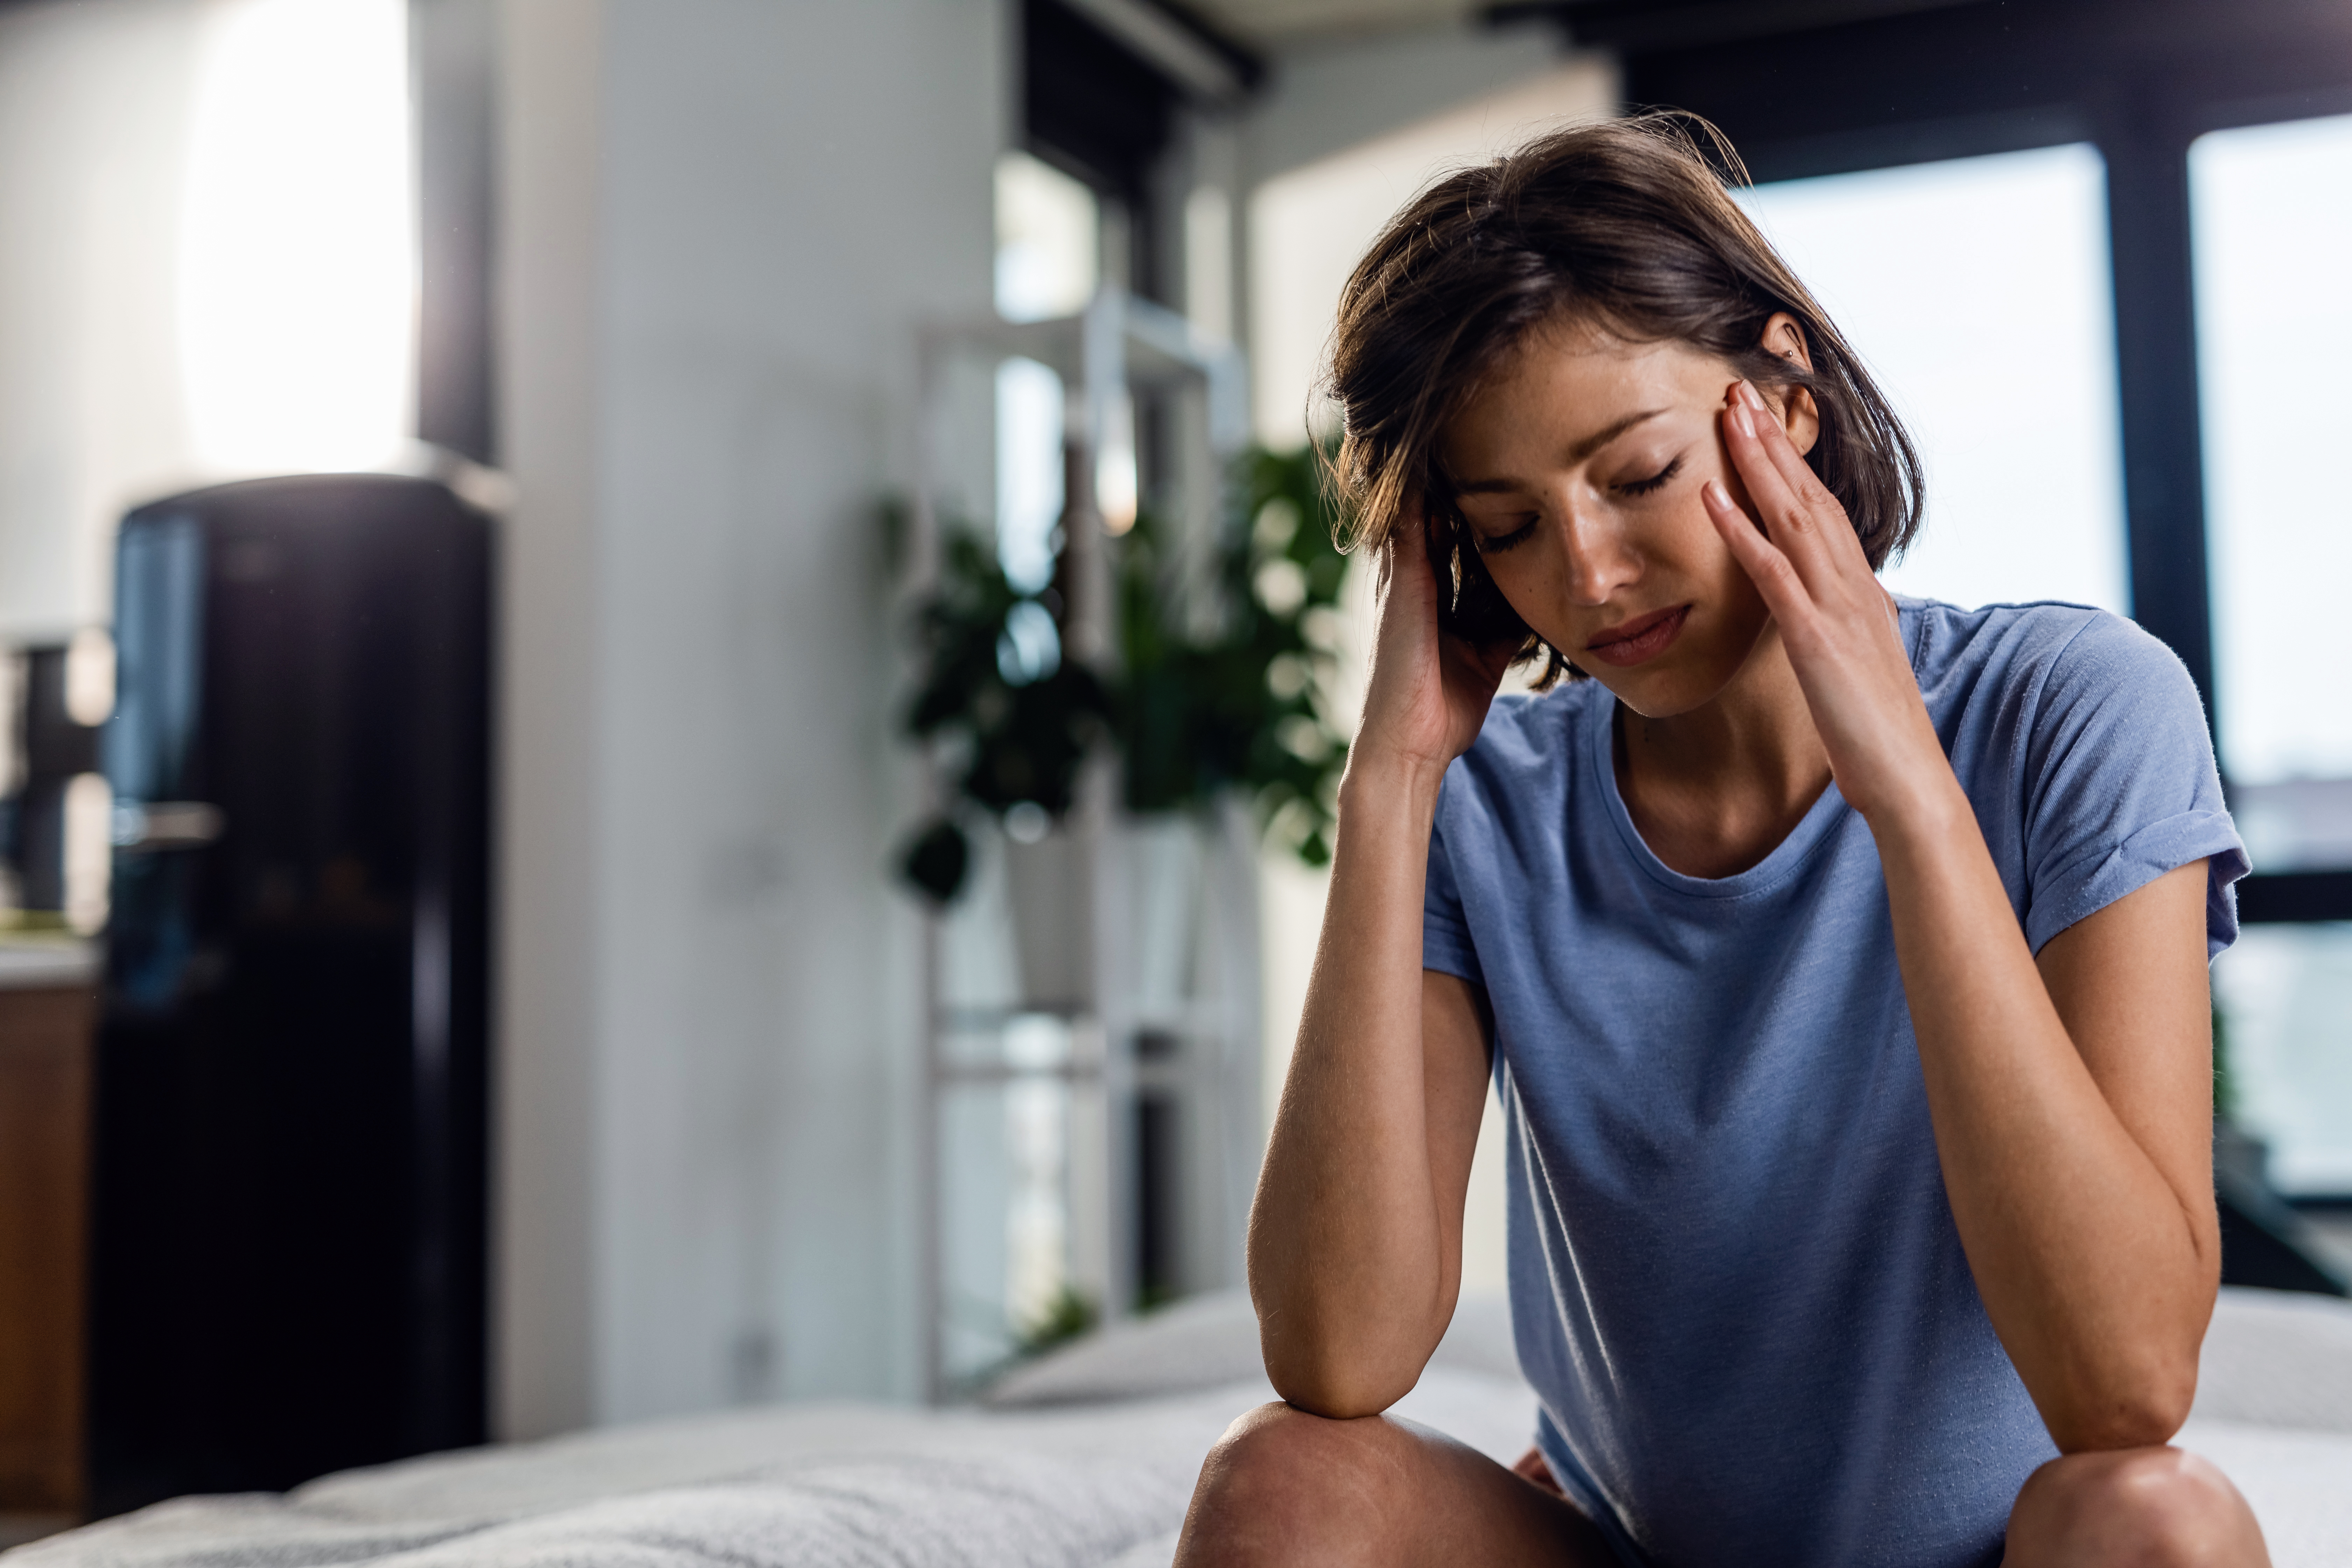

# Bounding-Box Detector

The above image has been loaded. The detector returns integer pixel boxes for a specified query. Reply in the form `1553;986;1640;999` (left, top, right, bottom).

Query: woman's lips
1583;604;1691;667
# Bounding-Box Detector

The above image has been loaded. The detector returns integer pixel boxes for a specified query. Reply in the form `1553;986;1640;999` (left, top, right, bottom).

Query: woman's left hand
1705;381;2231;1460
1702;379;1952;826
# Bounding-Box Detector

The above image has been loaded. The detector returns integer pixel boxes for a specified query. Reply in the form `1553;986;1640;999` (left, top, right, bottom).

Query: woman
1175;117;2267;1567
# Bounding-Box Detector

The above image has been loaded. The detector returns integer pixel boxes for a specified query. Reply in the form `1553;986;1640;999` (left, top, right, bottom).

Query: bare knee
1174;1402;1411;1567
2007;1447;2270;1568
1190;1401;1403;1523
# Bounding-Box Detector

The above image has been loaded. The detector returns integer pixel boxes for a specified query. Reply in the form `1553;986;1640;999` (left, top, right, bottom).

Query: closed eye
1615;454;1685;498
1472;516;1538;554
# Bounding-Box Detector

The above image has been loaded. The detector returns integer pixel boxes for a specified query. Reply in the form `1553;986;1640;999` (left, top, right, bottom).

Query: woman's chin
1586;607;1780;721
1602;685;1701;723
1589;656;1745;722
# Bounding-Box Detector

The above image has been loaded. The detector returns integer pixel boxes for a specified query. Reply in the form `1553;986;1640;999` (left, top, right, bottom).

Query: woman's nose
1554;502;1636;606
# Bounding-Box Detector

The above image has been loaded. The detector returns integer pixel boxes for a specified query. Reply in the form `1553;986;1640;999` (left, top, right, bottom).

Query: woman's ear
1758;311;1821;457
1777;385;1821;457
1759;312;1812;372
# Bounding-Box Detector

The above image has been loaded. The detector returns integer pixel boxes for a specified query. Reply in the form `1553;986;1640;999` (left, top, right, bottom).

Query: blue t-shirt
1421;600;2247;1568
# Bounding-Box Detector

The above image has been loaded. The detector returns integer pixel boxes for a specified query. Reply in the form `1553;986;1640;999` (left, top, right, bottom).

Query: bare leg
1171;1402;1616;1568
2003;1447;2271;1567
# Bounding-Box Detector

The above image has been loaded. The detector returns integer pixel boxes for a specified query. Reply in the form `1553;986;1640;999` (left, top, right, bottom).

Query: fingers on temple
1730;388;1870;593
1744;384;1874;574
1721;393;1804;533
1744;394;1833;546
1748;387;1826;503
1704;478;1806;612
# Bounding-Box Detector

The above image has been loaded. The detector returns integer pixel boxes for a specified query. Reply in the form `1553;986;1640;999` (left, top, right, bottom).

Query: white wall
1240;18;1572;191
0;0;205;643
496;0;1002;1435
495;0;604;1442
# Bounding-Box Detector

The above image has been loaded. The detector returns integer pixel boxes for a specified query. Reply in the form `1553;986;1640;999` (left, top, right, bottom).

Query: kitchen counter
0;933;96;1516
0;937;96;990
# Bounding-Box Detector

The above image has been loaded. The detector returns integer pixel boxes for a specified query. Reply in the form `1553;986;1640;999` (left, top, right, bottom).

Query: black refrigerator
88;474;492;1514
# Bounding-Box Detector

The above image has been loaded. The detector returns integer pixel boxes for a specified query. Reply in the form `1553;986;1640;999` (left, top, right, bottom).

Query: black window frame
1020;0;1260;308
1550;0;2352;923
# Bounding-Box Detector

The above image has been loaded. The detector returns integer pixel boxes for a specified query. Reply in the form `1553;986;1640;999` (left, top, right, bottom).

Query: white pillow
984;1282;2352;1434
984;1292;1263;1407
2194;1286;2352;1434
984;1291;1521;1408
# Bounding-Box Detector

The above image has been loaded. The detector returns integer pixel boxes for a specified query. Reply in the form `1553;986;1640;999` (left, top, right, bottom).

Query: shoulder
1447;678;1607;799
1902;596;2198;721
1431;680;1604;895
1902;600;2244;954
1432;679;1605;857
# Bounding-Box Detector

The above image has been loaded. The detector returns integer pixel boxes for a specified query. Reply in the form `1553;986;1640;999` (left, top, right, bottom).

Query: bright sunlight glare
178;0;415;475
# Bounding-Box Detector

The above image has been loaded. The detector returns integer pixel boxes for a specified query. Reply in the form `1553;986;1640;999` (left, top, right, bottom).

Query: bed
12;1287;2352;1568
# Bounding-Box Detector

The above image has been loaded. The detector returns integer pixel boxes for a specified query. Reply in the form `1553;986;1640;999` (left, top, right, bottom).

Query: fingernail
1703;478;1732;510
1739;380;1768;411
1730;400;1755;438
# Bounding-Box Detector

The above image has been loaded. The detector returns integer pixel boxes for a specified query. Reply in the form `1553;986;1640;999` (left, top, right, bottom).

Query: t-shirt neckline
1586;692;1855;902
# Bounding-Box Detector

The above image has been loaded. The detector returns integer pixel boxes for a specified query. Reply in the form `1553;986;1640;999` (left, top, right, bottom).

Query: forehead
1444;323;1722;471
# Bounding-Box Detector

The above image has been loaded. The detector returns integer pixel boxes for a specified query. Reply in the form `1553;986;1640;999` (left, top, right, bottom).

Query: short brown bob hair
1323;112;1923;686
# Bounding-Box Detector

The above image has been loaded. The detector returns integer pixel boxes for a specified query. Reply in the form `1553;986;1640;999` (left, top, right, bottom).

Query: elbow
2046;1352;2199;1454
1246;1264;1449;1420
1266;1379;1411;1422
2052;1402;2190;1455
1259;1333;1420;1420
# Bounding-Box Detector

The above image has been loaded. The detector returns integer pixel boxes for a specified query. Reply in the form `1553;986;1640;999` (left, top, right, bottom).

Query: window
180;0;415;474
2216;924;2352;1194
2190;114;2352;850
1738;145;2129;614
2192;112;2352;1197
994;151;1097;592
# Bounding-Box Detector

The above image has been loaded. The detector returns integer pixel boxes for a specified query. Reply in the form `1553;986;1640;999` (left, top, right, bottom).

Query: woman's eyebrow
1451;408;1669;494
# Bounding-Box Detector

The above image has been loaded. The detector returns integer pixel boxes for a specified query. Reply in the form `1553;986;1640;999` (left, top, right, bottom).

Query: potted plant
894;444;1352;909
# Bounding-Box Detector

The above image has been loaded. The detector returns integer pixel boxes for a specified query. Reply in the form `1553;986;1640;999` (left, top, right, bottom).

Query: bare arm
1890;847;2218;1450
1706;380;2218;1452
1248;514;1513;1418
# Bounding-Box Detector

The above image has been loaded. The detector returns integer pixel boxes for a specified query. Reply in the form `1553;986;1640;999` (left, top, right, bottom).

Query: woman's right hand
1351;505;1517;786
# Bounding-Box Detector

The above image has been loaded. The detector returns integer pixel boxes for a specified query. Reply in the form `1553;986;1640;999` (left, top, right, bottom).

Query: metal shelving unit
908;287;1255;1401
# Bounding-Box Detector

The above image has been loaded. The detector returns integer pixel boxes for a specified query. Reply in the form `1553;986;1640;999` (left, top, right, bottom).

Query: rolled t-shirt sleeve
2019;613;2249;957
1424;806;1485;986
